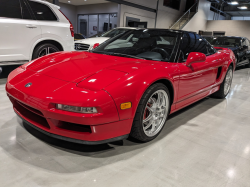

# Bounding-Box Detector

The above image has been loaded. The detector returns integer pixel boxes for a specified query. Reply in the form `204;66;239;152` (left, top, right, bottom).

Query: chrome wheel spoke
142;89;169;137
143;111;153;123
224;69;233;95
144;120;153;130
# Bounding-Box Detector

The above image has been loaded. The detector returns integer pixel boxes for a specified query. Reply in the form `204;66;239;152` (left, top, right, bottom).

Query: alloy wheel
38;47;58;57
224;69;233;95
142;90;169;137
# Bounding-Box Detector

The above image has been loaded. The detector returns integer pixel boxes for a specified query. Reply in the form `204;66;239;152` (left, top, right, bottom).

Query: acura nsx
6;29;236;144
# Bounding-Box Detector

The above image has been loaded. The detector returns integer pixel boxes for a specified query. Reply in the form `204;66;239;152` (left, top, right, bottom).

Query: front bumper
16;112;129;145
9;93;132;144
6;68;133;144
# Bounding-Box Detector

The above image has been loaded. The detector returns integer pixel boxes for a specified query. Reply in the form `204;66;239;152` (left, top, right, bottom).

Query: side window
28;1;57;21
0;0;22;19
20;0;33;20
180;33;209;61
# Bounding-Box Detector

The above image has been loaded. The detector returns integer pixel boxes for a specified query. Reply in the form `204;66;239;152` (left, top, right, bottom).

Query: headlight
56;104;97;113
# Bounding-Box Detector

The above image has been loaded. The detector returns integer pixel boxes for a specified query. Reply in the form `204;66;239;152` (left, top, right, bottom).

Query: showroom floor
1;67;250;187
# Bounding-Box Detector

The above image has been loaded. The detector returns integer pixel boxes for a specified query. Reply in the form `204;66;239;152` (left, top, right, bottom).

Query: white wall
76;2;118;15
207;20;250;39
156;0;187;29
208;10;226;20
119;0;187;29
59;2;77;29
119;4;156;28
124;0;157;9
182;0;211;33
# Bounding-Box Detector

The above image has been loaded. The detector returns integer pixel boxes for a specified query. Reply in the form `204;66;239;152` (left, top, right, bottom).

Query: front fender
104;63;179;121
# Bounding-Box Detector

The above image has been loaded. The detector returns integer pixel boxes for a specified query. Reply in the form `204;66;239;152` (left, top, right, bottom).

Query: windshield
92;30;178;62
211;37;241;47
90;29;131;38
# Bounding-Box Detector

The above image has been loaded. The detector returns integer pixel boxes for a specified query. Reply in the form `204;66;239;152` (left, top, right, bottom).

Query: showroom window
0;0;22;19
78;13;118;37
28;1;57;21
163;0;181;11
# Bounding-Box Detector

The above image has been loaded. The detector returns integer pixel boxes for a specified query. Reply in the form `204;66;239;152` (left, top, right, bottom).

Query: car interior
103;31;177;61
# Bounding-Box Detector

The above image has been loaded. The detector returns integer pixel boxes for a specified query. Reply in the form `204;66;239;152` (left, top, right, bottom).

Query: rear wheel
32;43;60;60
245;59;250;68
130;83;170;142
212;66;233;99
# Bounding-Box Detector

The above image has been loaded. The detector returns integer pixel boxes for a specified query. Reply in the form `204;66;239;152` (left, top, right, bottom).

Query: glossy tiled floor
1;68;250;187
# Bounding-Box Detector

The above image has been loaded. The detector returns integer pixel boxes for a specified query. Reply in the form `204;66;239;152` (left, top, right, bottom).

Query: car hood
24;51;150;83
74;37;110;45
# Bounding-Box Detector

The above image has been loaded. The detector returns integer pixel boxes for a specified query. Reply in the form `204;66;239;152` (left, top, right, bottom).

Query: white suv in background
0;0;74;66
74;27;137;51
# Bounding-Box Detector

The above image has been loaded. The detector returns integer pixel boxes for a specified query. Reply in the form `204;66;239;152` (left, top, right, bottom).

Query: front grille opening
75;43;90;51
14;100;50;130
56;121;91;133
16;100;44;116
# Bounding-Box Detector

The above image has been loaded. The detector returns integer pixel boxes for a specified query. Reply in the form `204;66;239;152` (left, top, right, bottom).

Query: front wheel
130;83;170;142
212;66;233;99
32;43;60;60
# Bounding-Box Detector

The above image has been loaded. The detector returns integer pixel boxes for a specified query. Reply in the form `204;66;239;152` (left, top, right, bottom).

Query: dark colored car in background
210;36;250;67
202;36;214;44
74;33;87;41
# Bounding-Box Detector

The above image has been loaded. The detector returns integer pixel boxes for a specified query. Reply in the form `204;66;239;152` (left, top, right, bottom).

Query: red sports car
6;29;235;144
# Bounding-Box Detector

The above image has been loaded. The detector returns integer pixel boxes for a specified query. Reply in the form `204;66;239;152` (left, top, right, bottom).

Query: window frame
27;0;59;22
0;0;23;20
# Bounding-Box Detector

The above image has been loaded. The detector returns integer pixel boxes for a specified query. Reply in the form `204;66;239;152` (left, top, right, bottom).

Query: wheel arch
150;78;175;106
30;39;64;60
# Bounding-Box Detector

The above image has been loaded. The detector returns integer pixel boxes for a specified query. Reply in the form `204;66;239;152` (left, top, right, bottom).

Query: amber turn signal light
120;102;132;110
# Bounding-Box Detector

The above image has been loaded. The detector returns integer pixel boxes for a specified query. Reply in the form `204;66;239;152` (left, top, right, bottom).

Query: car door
176;33;218;108
237;38;249;66
244;38;250;60
0;0;41;62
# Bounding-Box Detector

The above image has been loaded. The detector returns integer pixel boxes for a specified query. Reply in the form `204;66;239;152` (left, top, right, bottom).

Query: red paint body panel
6;48;235;143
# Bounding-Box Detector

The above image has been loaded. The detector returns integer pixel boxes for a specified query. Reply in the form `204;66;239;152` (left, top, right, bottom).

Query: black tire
212;66;233;99
245;59;250;68
32;43;60;60
129;83;170;142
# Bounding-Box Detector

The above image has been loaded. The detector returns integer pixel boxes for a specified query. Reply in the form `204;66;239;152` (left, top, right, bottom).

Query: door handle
26;25;37;29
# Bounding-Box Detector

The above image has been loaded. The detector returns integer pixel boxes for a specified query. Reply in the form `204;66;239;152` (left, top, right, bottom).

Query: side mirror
185;52;206;67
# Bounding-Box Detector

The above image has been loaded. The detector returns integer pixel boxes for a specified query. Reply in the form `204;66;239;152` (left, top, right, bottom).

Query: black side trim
106;0;156;13
216;66;222;79
16;112;129;145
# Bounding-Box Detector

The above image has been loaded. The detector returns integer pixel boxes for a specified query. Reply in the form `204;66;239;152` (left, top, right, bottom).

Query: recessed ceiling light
68;1;71;3
229;1;238;5
238;6;248;9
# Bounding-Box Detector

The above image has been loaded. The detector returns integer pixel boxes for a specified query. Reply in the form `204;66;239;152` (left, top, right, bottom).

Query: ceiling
45;0;109;6
208;0;250;16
